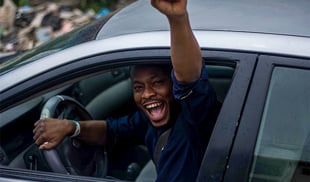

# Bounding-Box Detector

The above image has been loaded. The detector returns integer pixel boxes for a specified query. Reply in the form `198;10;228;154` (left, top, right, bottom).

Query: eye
133;84;144;93
153;80;164;87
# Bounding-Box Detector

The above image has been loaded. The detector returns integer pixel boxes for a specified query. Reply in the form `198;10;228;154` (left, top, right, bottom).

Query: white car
1;0;310;181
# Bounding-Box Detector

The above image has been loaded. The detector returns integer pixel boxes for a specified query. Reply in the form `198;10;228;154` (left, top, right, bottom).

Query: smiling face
131;65;174;127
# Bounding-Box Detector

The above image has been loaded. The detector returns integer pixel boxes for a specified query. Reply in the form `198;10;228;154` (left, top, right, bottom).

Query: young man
33;0;219;181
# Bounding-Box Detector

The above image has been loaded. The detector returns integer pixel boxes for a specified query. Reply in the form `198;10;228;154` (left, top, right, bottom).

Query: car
0;52;20;64
0;0;310;181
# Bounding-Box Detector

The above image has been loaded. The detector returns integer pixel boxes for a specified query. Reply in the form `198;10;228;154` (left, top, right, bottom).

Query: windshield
0;28;80;75
0;14;113;75
0;25;92;75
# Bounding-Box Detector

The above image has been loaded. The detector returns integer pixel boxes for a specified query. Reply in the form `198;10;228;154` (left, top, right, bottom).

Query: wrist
167;12;190;29
68;120;80;138
167;11;188;23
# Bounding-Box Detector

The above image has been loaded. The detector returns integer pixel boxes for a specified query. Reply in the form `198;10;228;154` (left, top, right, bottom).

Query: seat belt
153;128;171;168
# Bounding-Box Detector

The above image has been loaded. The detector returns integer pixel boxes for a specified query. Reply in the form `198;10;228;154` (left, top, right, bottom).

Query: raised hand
151;0;187;18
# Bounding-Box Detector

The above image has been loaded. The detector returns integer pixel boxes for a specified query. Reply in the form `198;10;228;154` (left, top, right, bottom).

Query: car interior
0;60;235;181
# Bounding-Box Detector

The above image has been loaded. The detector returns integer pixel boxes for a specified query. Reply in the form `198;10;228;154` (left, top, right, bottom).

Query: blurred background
0;0;136;55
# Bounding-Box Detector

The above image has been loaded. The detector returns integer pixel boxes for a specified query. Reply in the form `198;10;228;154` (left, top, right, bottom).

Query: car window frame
197;51;257;181
0;48;172;112
0;48;255;181
223;54;310;181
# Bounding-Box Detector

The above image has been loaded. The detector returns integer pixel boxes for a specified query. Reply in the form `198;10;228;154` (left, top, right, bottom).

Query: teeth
146;102;162;109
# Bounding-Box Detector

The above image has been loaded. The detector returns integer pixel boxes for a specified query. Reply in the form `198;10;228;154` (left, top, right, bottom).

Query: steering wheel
40;95;107;177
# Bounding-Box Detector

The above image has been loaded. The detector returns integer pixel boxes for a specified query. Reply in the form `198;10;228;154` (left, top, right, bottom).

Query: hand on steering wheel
34;95;107;177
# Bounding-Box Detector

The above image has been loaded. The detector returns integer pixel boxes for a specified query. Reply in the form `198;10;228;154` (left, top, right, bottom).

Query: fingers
33;119;45;141
39;141;57;150
33;118;66;150
38;142;49;150
151;0;187;17
33;119;53;149
33;120;41;134
33;127;48;147
34;131;47;146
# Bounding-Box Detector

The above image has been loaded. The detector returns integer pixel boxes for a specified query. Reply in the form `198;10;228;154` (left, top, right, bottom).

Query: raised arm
151;0;202;82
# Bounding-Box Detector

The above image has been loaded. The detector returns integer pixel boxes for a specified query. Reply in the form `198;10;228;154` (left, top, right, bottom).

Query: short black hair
130;64;172;79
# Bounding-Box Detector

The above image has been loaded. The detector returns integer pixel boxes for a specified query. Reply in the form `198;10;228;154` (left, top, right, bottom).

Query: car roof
1;0;310;93
97;0;310;40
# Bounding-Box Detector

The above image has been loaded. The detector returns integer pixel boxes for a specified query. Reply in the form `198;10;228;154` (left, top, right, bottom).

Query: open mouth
144;101;166;122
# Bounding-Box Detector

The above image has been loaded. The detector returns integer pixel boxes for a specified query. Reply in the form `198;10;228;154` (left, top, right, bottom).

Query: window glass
249;67;310;182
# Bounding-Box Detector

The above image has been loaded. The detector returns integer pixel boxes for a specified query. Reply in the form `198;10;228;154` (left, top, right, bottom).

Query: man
33;0;219;181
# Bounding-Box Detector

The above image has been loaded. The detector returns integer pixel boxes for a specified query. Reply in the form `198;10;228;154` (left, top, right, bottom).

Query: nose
142;85;156;99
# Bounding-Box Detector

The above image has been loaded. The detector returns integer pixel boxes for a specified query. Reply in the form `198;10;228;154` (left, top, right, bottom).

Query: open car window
0;60;236;181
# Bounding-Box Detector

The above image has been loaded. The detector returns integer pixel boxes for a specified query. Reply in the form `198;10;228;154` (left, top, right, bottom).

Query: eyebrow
132;73;160;82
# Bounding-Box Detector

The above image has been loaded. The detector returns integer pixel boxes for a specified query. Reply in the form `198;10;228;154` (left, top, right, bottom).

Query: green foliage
17;0;29;6
0;0;29;6
80;0;118;12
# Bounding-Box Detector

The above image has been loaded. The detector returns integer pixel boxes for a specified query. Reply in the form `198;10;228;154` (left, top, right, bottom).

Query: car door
197;51;257;181
224;55;310;181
